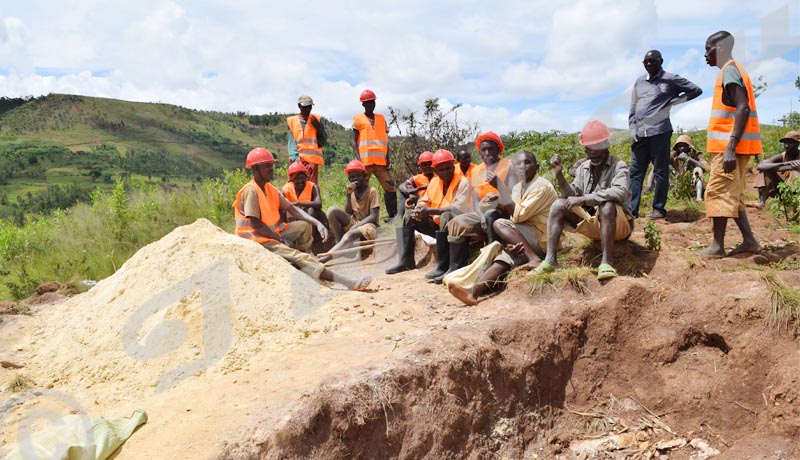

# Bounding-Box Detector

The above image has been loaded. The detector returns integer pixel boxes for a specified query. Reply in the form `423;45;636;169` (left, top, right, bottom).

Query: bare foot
697;246;726;259
448;283;478;307
727;242;761;257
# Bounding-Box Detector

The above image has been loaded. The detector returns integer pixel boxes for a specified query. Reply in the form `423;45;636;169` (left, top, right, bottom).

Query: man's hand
486;170;498;187
722;142;737;173
550;154;563;175
504;242;525;257
564;196;586;209
346;181;357;194
317;223;329;242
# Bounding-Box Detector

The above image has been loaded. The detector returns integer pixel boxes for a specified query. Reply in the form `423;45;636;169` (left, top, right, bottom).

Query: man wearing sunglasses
629;50;702;220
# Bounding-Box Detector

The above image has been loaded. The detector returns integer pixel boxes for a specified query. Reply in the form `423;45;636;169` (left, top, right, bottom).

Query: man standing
287;95;326;184
754;130;800;208
233;148;370;290
534;121;633;280
699;31;761;258
629;50;702;219
351;89;397;222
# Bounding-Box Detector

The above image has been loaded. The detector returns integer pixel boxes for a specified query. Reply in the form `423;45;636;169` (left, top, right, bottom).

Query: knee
599;201;616;219
549;199;568;218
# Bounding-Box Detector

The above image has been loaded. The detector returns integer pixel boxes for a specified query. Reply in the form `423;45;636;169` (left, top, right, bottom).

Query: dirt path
1;206;799;459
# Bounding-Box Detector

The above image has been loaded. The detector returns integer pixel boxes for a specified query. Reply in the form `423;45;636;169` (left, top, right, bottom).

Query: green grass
6;374;34;393
762;272;800;333
526;266;593;295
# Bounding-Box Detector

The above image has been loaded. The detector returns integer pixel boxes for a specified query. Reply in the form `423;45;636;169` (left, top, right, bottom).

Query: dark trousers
630;131;672;216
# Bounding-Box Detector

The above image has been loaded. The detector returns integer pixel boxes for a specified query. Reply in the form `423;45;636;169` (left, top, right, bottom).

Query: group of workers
232;30;800;306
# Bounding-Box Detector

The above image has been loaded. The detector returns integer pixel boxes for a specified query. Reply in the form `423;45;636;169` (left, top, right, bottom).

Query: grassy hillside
0;94;353;221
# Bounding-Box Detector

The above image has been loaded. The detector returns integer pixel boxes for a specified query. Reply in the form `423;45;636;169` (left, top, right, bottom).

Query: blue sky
0;0;798;135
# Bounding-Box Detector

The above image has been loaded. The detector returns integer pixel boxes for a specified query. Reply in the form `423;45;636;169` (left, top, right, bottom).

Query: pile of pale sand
26;219;341;397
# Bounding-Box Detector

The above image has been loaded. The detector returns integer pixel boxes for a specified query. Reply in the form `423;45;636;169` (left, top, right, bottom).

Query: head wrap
475;131;504;154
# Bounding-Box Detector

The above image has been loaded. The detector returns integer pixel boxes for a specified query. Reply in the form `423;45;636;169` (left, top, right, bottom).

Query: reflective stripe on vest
425;168;464;225
281;181;315;203
471;158;511;199
287;115;324;165
353;113;389;166
232;180;287;244
706;60;762;155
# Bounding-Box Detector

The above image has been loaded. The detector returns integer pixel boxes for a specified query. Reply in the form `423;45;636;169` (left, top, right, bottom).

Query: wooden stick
317;240;395;258
354;237;394;246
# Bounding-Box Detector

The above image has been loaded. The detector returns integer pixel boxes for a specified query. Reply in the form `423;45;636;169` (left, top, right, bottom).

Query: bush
768;177;800;225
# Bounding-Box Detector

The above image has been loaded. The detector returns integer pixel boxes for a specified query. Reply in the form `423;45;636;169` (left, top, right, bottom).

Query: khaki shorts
349;221;376;240
280;220;314;251
705;153;752;218
569;204;632;241
493;218;545;266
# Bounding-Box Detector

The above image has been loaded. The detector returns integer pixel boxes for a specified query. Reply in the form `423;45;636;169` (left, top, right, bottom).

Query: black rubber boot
385;227;416;274
434;241;470;284
484;210;502;244
384;191;398;222
425;230;450;279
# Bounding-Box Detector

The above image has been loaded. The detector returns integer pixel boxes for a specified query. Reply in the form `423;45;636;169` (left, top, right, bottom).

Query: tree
753;75;768;98
387;98;479;180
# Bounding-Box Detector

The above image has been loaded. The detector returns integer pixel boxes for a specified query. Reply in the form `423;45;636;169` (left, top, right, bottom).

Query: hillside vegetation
0;94;354;221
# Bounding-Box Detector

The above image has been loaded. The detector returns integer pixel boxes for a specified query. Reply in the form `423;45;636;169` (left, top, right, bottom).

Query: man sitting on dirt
753;130;800;208
671;135;709;202
320;160;380;263
281;161;330;249
432;132;517;284
398;151;435;213
385;149;471;275
448;151;557;306
234;148;370;290
533;120;633;281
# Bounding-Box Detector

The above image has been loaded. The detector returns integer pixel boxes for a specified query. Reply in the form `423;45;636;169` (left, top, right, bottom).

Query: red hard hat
359;89;377;102
418;151;434;165
579;120;611;147
344;159;368;174
246;147;276;168
431;149;455;167
288;161;309;178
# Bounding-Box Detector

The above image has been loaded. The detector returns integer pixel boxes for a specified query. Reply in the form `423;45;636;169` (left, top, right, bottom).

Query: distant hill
0;93;354;220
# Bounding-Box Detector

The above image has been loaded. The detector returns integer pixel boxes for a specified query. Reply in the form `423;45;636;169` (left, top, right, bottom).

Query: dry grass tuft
762;272;800;333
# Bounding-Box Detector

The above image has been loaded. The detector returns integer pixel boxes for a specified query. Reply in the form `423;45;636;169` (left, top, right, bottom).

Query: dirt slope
1;208;799;460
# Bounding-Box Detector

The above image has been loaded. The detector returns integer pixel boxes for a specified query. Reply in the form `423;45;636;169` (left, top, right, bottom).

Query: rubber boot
385;227;416;274
425;230;450;279
434;241;470;284
384;191;398;223
484;210;502;244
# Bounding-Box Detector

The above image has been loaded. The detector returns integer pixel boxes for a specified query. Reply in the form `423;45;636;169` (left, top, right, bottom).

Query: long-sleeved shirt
567;155;633;217
287;116;327;162
629;69;702;138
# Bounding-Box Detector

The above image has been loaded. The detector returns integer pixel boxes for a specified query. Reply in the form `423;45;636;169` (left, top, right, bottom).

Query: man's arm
583;160;629;207
287;130;300;163
350;128;360;160
551;154;577;197
722;82;751;173
629;80;639;141
669;74;703;105
282;195;329;241
756;153;790;172
314;115;327;148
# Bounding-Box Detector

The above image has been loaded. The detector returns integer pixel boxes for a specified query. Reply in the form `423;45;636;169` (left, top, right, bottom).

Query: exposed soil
2;201;799;459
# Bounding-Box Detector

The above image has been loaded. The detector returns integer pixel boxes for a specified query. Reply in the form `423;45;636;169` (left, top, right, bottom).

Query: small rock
385;316;395;322
36;282;60;295
636;430;649;442
655;438;686;451
342;306;350;311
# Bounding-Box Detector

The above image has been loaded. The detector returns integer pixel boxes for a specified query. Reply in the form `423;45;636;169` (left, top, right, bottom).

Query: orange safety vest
287;114;324;165
233;180;287;244
425;168;464;225
471;158;511;199
281;181;315;203
411;173;431;197
353;113;389;166
706;60;762;155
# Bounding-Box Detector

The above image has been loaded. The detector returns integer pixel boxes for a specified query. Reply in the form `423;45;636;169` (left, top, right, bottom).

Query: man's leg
493;219;541;266
281;221;314;253
650;132;672;216
367;164;398;221
448;261;511;306
629;139;652;218
326;206;351;244
541;199;581;267
598;201;618;266
698;217;728;257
